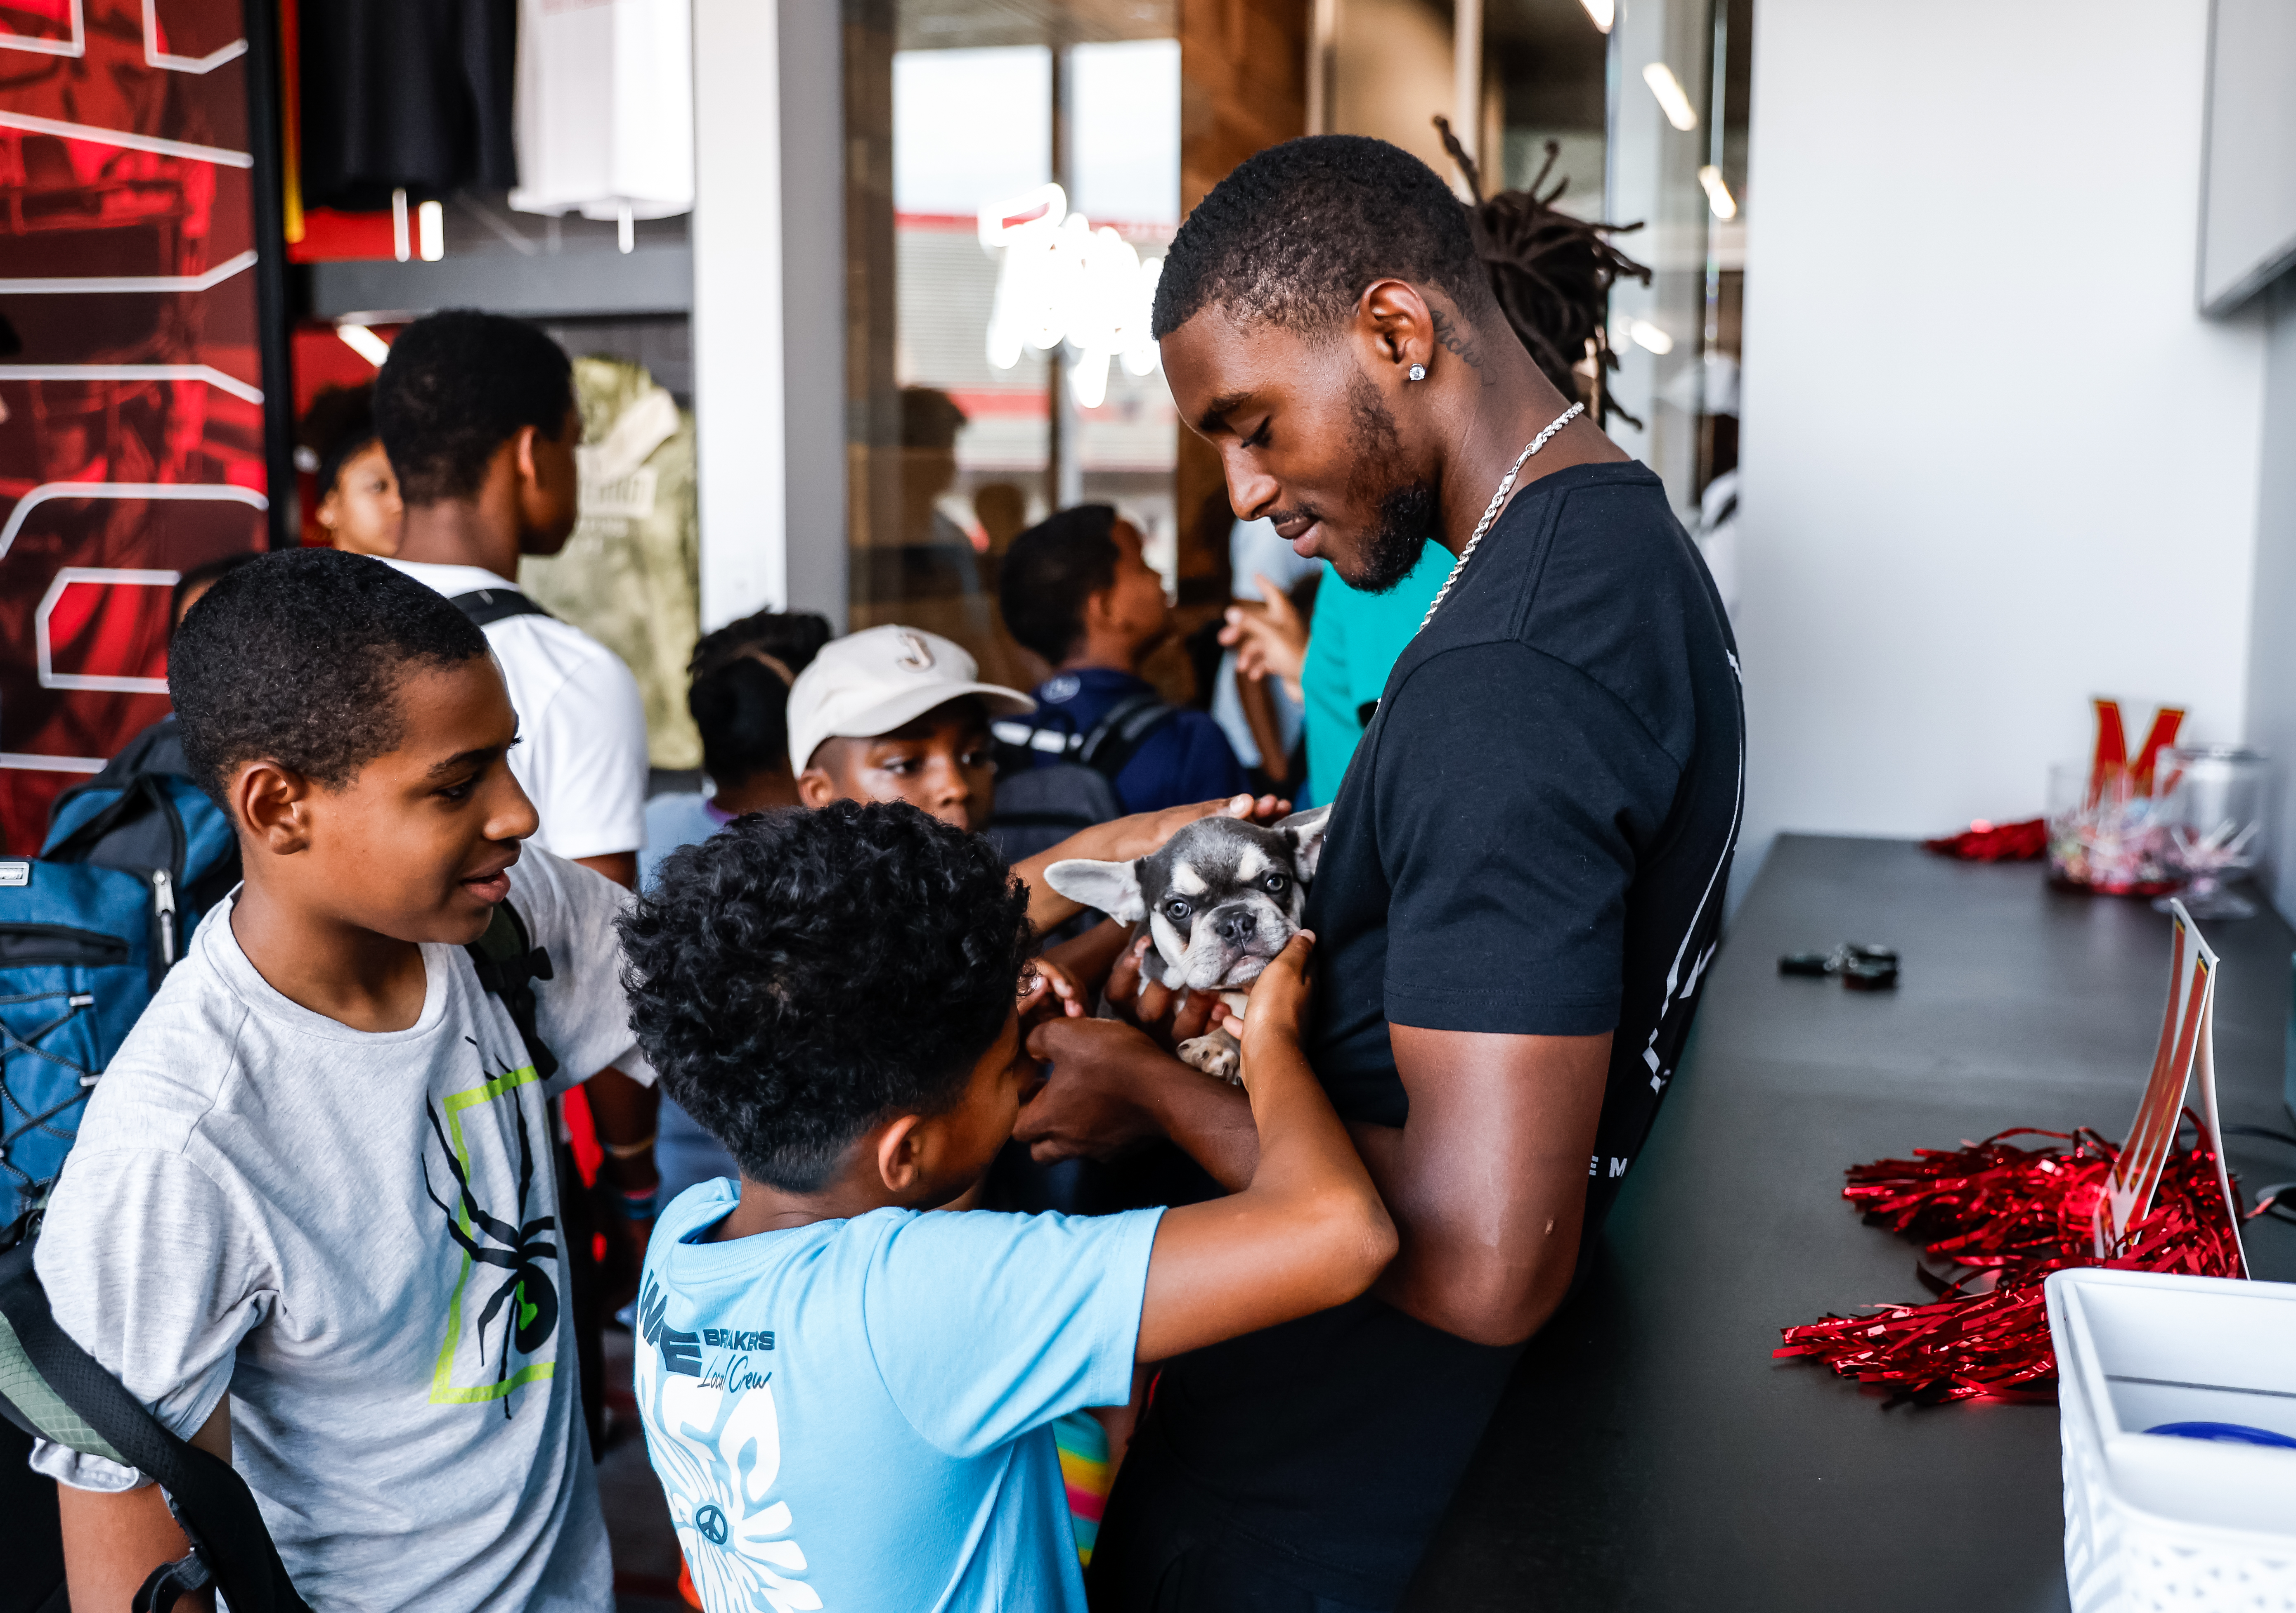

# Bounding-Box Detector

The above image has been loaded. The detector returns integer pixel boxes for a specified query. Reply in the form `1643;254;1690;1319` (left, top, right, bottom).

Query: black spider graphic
421;1054;559;1418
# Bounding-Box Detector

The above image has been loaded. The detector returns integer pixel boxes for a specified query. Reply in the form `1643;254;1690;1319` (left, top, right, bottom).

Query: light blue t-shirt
641;791;732;890
635;1181;1164;1613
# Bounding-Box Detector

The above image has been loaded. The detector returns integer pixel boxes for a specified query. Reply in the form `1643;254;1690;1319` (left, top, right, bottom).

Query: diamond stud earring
1407;363;1428;381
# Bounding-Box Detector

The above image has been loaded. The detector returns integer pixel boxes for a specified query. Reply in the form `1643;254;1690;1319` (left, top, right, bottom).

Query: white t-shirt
384;560;650;863
31;850;653;1612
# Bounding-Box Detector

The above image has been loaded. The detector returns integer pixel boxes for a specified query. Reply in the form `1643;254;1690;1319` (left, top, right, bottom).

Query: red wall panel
0;0;272;850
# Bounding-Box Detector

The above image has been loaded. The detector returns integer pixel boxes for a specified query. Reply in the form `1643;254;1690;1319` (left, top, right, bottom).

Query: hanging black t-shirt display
1097;460;1746;1607
298;0;518;211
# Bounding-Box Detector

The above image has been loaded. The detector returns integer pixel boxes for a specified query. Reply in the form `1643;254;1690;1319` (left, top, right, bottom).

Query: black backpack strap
0;1242;310;1613
448;587;557;629
1077;691;1180;783
465;900;559;1080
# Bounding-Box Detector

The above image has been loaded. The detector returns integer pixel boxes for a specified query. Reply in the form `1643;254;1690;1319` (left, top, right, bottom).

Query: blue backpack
0;724;239;1245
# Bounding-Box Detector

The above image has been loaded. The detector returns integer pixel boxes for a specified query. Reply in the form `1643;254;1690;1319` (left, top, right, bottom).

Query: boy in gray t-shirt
29;550;657;1611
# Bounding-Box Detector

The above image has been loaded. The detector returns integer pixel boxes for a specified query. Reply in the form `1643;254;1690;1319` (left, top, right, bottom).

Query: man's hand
1016;1016;1261;1190
1013;1018;1173;1164
1104;933;1217;1053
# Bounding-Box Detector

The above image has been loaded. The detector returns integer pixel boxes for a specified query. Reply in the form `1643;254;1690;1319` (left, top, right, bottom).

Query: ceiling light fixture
416;199;445;262
1579;0;1613;31
1629;319;1675;355
1698;164;1738;220
336;323;391;369
1642;62;1698;132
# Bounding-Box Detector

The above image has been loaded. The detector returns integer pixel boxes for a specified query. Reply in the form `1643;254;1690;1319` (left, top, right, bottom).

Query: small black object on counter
1778;942;1900;990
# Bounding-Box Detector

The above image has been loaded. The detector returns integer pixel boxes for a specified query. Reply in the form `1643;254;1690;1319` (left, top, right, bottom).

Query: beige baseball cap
787;625;1034;772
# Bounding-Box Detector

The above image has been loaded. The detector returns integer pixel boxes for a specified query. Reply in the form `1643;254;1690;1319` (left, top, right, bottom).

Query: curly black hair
296;382;381;500
170;548;489;805
689;608;834;681
998;504;1118;666
619;801;1035;1194
690;656;794;785
1152;135;1496;339
372;310;575;506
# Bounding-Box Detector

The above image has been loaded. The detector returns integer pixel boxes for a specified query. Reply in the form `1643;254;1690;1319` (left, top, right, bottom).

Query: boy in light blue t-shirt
618;800;1394;1612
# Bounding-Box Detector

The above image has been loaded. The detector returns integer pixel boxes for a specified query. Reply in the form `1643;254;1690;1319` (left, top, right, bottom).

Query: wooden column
1174;0;1311;605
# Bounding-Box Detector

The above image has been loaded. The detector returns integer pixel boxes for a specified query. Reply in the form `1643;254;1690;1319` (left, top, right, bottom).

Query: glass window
846;1;1179;685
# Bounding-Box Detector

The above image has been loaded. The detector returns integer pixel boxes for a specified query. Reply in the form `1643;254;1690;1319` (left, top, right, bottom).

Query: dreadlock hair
1151;135;1499;340
1434;116;1653;430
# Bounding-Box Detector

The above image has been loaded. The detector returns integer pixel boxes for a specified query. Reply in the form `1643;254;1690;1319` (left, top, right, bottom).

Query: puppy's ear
1045;858;1146;922
1277;805;1334;881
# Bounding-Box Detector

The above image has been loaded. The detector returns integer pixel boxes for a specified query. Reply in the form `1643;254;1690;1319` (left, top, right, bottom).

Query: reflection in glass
847;2;1178;684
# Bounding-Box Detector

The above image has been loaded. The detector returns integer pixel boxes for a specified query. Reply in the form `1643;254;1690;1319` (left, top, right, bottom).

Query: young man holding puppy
30;550;658;1610
619;801;1393;1612
1016;135;1745;1609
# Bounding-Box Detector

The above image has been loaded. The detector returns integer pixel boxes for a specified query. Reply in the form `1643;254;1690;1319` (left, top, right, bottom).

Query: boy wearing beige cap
787;622;1287;939
790;624;1033;835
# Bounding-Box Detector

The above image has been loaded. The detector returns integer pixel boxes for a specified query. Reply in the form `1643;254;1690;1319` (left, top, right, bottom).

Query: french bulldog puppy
1045;806;1330;1082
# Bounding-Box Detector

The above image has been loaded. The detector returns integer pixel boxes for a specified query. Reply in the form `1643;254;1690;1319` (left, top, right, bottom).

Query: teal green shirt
1301;547;1450;805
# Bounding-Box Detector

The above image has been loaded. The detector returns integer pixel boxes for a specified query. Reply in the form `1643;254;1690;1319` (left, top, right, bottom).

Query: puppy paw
1178;1034;1242;1085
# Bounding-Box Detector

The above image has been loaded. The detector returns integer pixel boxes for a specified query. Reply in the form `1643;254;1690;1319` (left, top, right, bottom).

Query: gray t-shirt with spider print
29;848;651;1613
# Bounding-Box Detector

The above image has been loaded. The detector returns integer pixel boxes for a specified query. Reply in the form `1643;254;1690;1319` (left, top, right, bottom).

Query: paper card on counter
2095;900;2247;1272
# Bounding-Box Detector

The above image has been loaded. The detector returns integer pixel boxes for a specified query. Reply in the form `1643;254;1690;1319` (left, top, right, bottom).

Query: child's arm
56;1397;231;1612
1132;933;1397;1362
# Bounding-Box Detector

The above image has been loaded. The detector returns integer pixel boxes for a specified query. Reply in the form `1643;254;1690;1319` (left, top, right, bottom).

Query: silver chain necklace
1416;401;1584;631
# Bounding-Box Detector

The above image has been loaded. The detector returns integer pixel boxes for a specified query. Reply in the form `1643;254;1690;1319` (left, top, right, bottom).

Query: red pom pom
1776;1120;2243;1403
1922;818;2048;862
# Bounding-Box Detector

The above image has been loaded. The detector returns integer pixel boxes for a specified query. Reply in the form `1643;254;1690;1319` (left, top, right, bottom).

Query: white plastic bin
2045;1267;2296;1613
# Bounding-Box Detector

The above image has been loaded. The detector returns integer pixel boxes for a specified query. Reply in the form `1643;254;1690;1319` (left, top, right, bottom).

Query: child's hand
1019;956;1086;1028
1233;931;1314;1088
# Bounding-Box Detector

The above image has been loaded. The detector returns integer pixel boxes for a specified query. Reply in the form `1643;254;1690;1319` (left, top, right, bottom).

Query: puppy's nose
1215;908;1256;946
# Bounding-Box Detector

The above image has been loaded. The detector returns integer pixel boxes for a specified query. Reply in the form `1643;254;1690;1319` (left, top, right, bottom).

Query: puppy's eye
1163;899;1192;923
1261;872;1289;893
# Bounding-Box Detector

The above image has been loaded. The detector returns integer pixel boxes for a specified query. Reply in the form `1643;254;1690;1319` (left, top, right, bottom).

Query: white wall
691;0;847;631
2241;279;2296;912
1735;0;2268;897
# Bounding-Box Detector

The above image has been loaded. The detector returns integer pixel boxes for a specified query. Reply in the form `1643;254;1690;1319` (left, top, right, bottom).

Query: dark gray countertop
1407;834;2296;1612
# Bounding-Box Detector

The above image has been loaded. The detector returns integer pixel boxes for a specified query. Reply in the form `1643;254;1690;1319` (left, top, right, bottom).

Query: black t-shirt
1128;460;1743;1600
